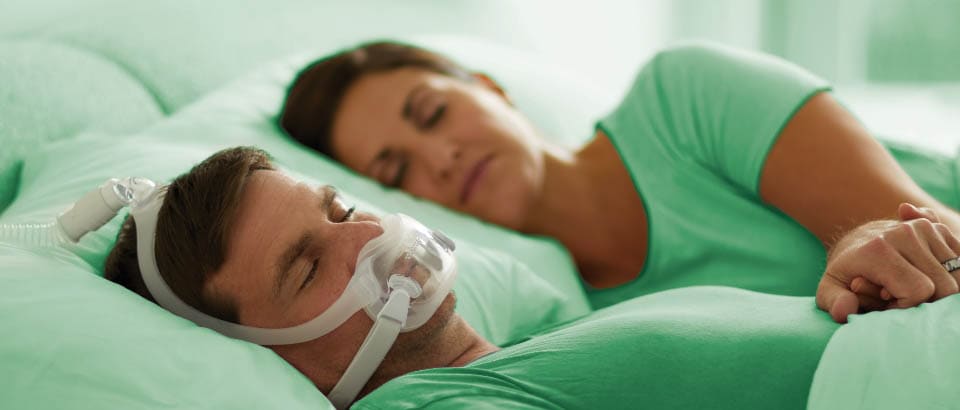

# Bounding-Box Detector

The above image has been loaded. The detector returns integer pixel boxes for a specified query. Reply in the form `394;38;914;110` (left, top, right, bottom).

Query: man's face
206;170;457;389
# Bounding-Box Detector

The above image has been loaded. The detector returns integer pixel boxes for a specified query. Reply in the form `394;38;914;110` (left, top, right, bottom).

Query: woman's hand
816;203;960;323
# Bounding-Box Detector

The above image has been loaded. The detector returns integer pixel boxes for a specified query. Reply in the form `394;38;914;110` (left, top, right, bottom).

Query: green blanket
808;294;960;409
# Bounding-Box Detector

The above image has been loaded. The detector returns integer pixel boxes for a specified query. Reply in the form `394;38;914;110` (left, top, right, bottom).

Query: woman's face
330;67;544;230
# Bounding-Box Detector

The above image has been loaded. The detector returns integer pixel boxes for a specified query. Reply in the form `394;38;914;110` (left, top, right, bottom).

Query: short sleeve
601;42;831;195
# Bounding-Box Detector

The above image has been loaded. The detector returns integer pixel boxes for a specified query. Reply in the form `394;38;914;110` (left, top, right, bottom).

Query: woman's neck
521;134;648;287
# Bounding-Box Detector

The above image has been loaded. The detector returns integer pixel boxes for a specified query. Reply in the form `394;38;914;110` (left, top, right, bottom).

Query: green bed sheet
809;294;960;409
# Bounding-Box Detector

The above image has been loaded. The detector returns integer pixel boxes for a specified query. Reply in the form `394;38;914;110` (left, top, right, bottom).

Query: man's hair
104;146;274;322
279;40;473;160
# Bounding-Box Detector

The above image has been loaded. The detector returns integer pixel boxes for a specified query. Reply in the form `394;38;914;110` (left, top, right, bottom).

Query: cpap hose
0;177;157;247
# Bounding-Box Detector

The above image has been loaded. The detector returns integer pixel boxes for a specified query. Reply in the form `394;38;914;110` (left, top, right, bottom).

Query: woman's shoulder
648;40;740;64
637;41;827;89
596;42;753;138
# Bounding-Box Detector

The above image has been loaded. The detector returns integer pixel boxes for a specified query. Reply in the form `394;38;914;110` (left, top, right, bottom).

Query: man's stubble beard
364;292;461;389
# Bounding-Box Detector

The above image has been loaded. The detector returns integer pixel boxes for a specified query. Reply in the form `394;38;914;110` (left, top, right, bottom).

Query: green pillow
1;38;600;409
0;39;163;212
0;244;332;410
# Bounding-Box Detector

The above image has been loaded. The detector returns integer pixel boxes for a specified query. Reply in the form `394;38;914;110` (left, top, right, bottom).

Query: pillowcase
0;39;163;212
0;244;333;410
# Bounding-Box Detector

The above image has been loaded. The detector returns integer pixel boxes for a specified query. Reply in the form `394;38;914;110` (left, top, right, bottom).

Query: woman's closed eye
422;102;446;129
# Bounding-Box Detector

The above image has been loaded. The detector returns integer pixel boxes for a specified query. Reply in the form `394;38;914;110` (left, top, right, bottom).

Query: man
102;146;934;409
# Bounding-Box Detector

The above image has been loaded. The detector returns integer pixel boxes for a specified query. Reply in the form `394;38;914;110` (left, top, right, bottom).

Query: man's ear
471;72;513;106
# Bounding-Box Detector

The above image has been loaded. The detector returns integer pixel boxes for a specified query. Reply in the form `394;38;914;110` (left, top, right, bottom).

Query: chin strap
327;276;422;409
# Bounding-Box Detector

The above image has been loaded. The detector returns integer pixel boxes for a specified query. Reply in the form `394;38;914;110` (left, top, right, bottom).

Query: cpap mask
1;177;457;409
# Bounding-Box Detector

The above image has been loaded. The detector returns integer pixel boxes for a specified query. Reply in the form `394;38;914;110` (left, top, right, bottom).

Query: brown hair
279;40;473;159
104;146;274;323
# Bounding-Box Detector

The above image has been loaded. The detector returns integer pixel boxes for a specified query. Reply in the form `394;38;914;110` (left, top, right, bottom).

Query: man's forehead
212;170;302;293
234;170;310;243
250;169;298;187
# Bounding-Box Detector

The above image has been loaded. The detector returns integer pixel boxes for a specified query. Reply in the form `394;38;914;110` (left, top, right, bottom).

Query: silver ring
942;257;960;273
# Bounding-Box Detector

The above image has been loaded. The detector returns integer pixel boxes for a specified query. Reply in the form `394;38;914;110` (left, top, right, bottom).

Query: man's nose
342;216;385;273
417;139;462;182
353;212;384;237
353;210;378;222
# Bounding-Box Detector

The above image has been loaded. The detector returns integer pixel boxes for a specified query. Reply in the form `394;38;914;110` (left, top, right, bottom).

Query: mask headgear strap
327;275;421;408
130;184;370;346
118;178;436;408
130;181;417;408
64;177;437;408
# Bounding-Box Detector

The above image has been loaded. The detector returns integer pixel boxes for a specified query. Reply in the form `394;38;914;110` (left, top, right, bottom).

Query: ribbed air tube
0;177;156;249
0;221;70;247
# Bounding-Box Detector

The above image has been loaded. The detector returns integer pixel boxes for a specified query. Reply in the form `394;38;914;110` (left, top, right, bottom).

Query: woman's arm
759;92;960;322
760;92;960;240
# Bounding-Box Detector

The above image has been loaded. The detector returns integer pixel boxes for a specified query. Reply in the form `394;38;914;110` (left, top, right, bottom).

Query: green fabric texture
0;40;163;213
0;44;596;409
589;42;960;309
355;286;841;410
0;244;333;410
0;0;560;116
808;294;960;409
883;140;960;208
590;42;832;308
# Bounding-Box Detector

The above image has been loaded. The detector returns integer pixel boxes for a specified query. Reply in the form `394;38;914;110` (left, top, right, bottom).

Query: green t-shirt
589;42;960;309
353;286;840;409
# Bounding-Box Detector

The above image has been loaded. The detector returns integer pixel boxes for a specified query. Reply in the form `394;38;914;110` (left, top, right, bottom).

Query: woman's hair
103;146;274;322
279;40;473;159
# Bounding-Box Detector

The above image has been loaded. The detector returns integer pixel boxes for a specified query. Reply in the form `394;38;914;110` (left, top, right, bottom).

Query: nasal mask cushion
355;213;457;331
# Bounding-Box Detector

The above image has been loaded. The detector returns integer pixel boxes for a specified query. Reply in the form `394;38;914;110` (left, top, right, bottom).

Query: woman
279;41;960;322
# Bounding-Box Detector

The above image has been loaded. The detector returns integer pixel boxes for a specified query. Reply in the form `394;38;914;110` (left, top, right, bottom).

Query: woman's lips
460;154;494;204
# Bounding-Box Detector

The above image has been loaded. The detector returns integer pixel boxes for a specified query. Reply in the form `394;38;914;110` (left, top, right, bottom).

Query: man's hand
817;203;960;323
